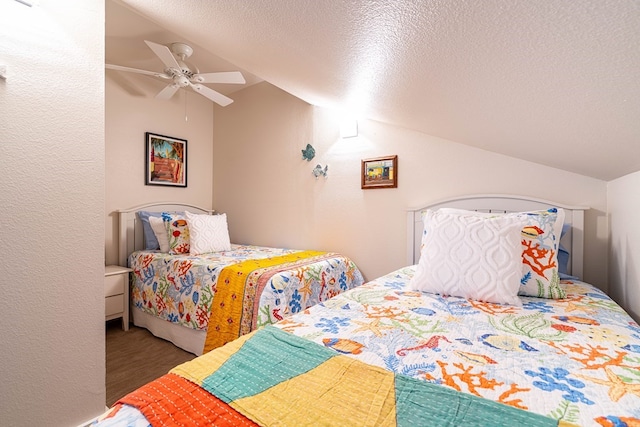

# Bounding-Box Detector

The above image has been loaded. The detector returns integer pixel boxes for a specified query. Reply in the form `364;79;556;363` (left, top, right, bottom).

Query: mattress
96;266;640;426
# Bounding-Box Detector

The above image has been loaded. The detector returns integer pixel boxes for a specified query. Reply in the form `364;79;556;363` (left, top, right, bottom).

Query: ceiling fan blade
156;84;180;100
190;83;234;107
192;71;246;84
144;40;181;70
106;64;170;79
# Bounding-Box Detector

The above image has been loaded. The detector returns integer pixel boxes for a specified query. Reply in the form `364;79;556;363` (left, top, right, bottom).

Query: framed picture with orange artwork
145;132;187;187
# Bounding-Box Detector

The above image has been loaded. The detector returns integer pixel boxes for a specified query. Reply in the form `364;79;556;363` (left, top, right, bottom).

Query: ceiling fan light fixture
106;40;245;107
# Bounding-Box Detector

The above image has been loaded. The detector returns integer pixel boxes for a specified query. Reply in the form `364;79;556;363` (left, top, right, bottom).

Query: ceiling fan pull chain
184;90;188;122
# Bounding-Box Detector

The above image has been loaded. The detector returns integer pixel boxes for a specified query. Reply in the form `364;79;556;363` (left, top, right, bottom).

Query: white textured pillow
409;209;525;306
438;207;566;299
149;216;170;253
186;211;231;255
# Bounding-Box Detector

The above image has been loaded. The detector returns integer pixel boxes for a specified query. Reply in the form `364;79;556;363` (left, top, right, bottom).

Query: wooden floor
106;319;196;406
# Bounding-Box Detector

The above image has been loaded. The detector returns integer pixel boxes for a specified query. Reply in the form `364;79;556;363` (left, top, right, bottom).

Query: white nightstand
105;265;133;331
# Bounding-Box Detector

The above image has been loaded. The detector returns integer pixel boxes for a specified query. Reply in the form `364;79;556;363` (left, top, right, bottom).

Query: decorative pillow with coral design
438;208;566;299
162;212;191;255
516;208;565;298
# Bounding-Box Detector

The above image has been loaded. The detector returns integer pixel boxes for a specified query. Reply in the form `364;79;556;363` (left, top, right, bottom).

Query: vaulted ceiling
107;0;640;181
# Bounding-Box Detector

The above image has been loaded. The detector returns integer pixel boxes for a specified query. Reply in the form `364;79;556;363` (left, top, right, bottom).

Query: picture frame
361;155;398;189
145;132;187;187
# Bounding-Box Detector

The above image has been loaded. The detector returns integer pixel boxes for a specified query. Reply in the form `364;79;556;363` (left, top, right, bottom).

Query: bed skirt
131;307;206;355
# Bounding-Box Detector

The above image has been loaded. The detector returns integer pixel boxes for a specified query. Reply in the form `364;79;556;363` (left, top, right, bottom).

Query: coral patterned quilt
129;244;364;338
274;267;640;426
97;266;640;427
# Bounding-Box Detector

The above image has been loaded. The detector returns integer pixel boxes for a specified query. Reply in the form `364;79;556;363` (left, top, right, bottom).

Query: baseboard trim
75;407;108;427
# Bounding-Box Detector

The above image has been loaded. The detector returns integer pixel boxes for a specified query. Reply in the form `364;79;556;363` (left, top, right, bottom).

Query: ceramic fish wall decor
301;144;316;161
312;164;328;178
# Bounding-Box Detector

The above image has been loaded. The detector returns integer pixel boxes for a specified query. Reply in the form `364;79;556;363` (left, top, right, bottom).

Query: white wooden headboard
406;194;588;278
117;202;215;267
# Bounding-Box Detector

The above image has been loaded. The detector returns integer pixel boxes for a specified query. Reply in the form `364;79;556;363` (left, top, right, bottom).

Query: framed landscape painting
361;155;397;189
145;132;187;187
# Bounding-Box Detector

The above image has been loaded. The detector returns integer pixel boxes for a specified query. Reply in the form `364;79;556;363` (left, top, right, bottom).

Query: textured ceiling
110;0;640;181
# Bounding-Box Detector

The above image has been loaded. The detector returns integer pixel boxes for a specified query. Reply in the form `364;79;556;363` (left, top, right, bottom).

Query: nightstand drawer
105;294;124;317
105;273;126;297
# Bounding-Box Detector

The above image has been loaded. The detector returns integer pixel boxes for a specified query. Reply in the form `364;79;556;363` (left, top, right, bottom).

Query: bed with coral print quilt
130;243;364;352
95;266;639;427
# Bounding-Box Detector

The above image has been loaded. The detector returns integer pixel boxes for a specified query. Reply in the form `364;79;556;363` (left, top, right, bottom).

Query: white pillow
149;216;170;253
409;209;525;306
438;207;566;299
186;211;231;255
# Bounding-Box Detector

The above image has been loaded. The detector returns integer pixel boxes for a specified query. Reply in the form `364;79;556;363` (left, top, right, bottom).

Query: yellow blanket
203;250;326;353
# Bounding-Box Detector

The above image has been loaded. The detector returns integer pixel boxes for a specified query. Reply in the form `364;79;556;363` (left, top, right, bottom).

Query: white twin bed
117;202;364;355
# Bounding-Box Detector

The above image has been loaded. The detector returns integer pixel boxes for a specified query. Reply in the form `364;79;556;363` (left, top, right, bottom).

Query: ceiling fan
106;40;246;106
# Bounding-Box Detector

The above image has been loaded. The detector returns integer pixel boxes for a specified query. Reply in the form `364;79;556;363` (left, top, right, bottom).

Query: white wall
105;77;214;265
0;1;106;425
213;82;608;289
608;171;640;322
